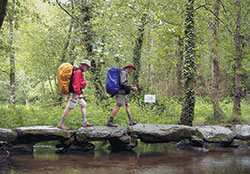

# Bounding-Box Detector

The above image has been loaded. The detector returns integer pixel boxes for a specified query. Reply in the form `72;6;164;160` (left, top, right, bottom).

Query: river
1;142;250;174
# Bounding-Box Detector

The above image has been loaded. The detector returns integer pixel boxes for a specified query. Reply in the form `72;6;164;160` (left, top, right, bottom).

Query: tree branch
219;0;227;14
55;0;84;26
1;70;9;75
194;3;233;36
194;4;210;12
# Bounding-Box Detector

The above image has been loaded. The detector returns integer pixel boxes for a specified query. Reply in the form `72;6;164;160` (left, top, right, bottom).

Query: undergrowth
0;97;249;129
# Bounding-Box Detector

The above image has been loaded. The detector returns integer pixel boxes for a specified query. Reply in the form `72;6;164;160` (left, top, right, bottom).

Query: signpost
144;94;156;103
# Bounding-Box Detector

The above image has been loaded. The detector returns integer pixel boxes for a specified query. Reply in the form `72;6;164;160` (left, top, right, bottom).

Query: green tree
233;0;243;119
9;0;16;105
210;0;227;120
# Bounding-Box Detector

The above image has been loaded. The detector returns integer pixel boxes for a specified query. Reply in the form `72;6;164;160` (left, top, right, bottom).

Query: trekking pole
40;95;87;108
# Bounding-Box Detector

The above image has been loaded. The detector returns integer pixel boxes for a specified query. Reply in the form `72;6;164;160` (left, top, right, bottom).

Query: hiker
106;63;138;127
57;60;93;130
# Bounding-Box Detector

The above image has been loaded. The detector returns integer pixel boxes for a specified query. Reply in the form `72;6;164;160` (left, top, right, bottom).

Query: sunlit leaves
0;0;249;106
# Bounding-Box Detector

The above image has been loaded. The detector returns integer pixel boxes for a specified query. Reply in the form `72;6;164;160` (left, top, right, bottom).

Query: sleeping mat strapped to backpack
57;63;79;95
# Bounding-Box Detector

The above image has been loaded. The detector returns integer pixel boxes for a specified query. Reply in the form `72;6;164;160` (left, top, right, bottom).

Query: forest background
0;0;249;130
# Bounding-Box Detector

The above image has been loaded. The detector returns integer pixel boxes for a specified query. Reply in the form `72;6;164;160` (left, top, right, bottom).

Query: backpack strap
69;66;81;93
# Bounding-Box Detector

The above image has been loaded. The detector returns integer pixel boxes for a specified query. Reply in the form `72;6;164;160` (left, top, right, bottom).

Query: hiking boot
82;121;94;127
57;123;69;130
129;119;137;126
106;121;118;127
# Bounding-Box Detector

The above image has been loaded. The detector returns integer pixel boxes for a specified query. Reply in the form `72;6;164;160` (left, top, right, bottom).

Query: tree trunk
233;0;242;118
61;21;73;62
61;18;74;63
79;2;107;102
58;0;75;102
56;0;75;64
9;0;15;105
0;0;8;29
133;14;146;90
177;36;184;100
179;0;196;126
22;90;29;106
198;60;227;120
210;0;226;119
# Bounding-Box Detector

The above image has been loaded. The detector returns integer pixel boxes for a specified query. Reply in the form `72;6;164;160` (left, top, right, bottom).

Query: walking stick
40;95;87;108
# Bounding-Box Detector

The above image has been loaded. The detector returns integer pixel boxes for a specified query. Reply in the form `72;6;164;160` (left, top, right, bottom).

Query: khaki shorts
116;94;128;107
66;93;85;109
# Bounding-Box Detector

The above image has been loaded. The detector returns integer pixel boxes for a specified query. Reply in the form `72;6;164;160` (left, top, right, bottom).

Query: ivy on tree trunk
80;3;107;102
179;0;196;126
133;14;146;90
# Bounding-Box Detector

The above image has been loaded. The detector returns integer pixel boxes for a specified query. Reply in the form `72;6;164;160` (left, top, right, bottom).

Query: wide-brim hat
81;60;91;67
124;63;136;70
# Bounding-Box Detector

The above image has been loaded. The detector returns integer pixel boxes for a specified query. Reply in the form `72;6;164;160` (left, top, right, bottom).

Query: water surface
1;143;250;174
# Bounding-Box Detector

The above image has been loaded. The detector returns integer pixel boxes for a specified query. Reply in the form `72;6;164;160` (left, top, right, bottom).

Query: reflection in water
1;143;250;174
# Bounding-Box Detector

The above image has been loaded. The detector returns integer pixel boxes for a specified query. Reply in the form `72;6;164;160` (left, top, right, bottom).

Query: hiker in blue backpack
107;63;138;127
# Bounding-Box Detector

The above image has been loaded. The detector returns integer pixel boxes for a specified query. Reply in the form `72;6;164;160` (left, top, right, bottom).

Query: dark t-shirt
118;69;133;94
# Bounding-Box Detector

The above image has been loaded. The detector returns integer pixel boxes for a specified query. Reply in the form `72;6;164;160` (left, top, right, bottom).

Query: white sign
144;94;156;103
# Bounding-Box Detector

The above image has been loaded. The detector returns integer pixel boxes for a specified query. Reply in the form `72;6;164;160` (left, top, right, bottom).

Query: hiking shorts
66;93;86;109
116;93;128;107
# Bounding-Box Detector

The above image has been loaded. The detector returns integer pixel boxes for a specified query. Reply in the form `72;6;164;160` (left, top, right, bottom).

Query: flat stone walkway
1;124;250;153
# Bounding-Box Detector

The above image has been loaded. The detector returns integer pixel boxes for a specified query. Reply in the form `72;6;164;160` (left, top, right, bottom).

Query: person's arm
120;70;133;90
120;70;138;93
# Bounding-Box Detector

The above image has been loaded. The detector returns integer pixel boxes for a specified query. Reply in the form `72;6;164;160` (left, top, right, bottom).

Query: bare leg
125;103;131;116
80;100;87;116
62;107;71;120
111;105;120;117
80;101;93;127
58;107;71;130
125;103;136;125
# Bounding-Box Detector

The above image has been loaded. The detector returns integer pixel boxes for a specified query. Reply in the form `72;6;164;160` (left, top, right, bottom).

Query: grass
0;98;249;130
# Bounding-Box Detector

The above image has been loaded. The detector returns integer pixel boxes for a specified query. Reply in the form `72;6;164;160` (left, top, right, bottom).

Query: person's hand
132;86;138;93
79;94;84;98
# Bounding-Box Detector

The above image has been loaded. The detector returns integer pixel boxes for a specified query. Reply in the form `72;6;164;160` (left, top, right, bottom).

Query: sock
128;115;132;120
59;117;66;125
82;115;87;123
109;116;114;122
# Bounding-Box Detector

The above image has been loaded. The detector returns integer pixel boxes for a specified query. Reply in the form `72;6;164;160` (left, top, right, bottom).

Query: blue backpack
105;66;121;95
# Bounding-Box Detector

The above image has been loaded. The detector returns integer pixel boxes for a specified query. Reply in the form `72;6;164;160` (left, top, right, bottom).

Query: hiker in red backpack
106;63;138;127
57;60;93;130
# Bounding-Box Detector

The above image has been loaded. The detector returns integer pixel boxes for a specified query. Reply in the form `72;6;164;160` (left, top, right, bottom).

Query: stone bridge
1;124;250;154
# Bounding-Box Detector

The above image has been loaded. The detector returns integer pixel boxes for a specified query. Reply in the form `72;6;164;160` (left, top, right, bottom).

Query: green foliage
0;104;61;129
194;98;250;124
1;97;249;129
0;0;249;126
